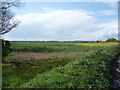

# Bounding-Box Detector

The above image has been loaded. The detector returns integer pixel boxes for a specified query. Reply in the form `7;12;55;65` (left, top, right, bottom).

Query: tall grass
2;54;86;88
20;46;120;88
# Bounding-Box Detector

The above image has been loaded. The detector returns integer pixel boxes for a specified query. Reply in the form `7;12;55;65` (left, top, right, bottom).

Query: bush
2;40;11;62
106;38;117;42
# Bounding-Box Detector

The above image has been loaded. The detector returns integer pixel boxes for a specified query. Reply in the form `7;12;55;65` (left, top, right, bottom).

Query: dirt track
12;51;93;63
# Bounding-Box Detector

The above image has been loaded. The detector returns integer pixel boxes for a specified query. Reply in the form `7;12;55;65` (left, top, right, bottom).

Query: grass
20;45;120;88
2;41;120;88
10;42;104;53
2;53;86;88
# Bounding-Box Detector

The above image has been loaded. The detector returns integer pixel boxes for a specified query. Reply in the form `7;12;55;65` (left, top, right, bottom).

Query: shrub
106;38;117;42
2;40;11;62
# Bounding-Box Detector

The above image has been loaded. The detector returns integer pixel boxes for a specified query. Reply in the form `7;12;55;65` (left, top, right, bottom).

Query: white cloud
99;10;117;15
93;21;118;40
4;9;118;41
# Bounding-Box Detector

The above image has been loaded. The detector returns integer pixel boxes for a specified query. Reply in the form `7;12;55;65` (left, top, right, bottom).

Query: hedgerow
20;45;120;88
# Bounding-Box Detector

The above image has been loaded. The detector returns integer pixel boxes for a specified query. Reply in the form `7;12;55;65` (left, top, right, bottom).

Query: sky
4;1;118;41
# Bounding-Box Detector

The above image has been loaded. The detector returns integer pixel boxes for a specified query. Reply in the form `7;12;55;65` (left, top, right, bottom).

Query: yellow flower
75;42;119;47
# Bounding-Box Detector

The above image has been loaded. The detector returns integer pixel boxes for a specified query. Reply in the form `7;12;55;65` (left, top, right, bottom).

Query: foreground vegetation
3;55;85;88
20;45;120;88
2;42;120;88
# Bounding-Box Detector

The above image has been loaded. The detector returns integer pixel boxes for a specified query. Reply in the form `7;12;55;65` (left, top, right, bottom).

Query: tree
0;0;23;62
106;38;118;42
0;0;23;35
96;40;99;43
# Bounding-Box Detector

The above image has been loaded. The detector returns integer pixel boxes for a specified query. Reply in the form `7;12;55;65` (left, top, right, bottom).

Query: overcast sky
4;1;118;41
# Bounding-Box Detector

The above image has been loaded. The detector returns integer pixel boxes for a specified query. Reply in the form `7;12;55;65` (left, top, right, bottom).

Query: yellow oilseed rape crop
75;42;119;47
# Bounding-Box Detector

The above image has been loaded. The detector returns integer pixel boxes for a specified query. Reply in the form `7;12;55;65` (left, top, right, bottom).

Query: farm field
2;41;120;88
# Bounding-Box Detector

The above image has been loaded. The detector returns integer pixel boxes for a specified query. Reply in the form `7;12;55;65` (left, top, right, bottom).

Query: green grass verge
2;54;86;88
19;46;120;88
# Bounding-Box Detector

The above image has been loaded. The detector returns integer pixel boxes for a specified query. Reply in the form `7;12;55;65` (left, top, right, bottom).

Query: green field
2;41;120;88
10;41;104;52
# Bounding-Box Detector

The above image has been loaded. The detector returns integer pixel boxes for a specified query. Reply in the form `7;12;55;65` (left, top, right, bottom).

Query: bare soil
12;51;94;63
